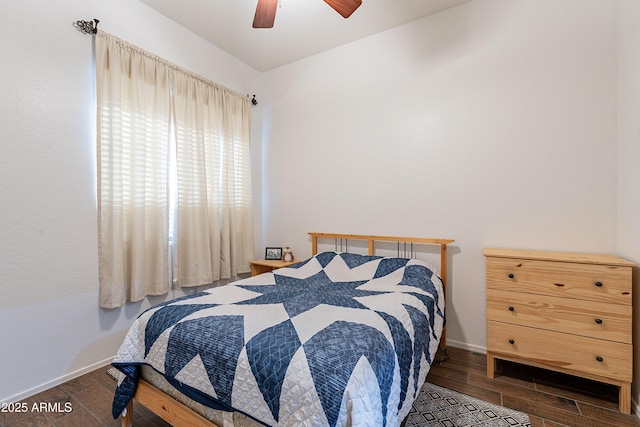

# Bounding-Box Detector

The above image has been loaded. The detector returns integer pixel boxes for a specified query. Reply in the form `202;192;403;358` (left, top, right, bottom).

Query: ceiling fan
253;0;362;28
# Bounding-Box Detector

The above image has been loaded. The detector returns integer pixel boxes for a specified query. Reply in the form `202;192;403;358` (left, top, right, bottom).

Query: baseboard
445;339;486;355
1;357;114;405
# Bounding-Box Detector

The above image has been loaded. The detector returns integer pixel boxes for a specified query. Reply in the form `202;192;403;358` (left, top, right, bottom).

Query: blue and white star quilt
111;251;445;427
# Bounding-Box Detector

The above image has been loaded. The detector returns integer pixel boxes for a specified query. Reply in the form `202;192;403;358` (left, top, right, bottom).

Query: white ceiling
139;0;470;71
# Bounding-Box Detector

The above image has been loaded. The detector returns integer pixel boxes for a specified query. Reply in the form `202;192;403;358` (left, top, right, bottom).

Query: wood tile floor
1;347;638;426
428;347;640;427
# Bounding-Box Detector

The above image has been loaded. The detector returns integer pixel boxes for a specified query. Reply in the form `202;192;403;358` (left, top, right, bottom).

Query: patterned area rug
406;383;531;427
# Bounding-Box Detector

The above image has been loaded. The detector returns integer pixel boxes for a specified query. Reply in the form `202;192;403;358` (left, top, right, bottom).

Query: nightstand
250;259;300;276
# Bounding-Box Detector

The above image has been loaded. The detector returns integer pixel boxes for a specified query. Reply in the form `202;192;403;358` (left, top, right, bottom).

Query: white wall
617;0;640;412
0;0;262;403
262;0;618;354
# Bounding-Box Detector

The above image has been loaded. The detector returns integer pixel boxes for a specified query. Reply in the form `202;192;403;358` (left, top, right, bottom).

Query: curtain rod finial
75;18;100;35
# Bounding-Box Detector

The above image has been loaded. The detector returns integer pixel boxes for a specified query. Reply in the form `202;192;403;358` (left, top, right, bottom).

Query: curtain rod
74;18;99;35
73;18;258;106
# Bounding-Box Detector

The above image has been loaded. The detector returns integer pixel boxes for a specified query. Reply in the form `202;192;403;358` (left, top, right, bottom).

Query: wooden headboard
308;232;455;351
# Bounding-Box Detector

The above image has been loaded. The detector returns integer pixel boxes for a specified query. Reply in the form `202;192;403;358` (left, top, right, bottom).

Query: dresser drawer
487;321;632;382
486;289;632;343
486;257;632;305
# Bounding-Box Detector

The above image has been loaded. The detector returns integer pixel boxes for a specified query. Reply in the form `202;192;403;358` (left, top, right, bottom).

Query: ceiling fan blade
253;0;278;28
324;0;362;18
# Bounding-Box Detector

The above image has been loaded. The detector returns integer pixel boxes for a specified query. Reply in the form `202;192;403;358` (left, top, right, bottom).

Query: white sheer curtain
95;31;254;308
96;31;172;309
171;70;254;287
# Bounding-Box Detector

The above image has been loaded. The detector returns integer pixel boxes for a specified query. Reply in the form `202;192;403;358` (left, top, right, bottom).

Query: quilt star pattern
111;251;445;427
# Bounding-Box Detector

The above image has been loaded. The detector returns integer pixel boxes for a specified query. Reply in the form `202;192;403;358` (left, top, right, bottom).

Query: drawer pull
508;306;515;312
595;281;603;287
596;356;604;362
508;273;515;279
595;318;603;324
508;339;515;345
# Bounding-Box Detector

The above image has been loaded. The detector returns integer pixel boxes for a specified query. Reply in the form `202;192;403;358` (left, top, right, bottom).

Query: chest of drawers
484;248;635;413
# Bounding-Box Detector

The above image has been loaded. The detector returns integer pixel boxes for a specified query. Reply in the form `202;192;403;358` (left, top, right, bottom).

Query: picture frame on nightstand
265;247;283;260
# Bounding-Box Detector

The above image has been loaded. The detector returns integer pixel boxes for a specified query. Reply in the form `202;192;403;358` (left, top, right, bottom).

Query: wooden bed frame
119;232;454;427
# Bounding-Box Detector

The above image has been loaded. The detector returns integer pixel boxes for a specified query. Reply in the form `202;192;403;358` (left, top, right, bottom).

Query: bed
111;232;454;427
